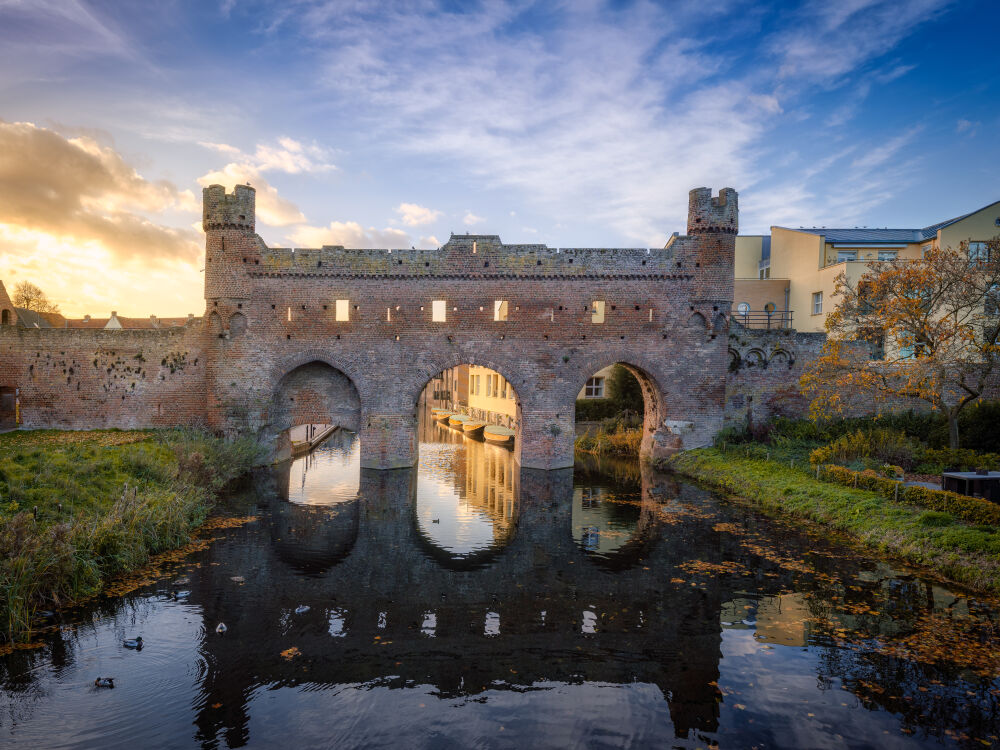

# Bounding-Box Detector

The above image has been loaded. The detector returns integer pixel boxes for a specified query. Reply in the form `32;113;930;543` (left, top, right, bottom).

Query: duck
294;605;310;615
123;636;143;649
216;622;227;635
94;677;115;689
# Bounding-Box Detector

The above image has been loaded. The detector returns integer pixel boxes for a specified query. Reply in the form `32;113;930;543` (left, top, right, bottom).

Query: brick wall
0;184;740;469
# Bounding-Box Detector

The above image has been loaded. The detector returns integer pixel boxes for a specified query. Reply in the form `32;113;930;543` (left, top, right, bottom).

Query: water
2;421;999;749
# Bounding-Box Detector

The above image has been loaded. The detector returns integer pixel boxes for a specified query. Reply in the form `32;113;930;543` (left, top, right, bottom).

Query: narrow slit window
494;300;508;321
335;299;350;322
432;300;447;322
591;301;605;324
648;308;653;322
386;307;392;322
287;306;292;322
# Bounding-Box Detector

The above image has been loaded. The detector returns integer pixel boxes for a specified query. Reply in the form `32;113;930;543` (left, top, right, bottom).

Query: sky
0;0;998;317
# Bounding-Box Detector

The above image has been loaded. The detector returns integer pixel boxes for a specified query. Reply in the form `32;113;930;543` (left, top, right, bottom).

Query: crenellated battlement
687;187;738;235
203;184;256;232
252;237;691;278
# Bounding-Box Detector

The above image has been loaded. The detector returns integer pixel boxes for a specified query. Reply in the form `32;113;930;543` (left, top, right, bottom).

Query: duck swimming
94;677;115;688
123;636;143;649
216;622;227;635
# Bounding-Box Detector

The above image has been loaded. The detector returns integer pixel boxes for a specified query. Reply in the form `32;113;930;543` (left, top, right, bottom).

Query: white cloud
418;235;440;248
463;211;484;227
197;164;305;227
956;119;979;136
286;221;410;249
396;202;442;227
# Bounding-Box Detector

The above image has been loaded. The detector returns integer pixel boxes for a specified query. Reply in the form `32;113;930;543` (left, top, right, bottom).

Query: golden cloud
0;120;201;264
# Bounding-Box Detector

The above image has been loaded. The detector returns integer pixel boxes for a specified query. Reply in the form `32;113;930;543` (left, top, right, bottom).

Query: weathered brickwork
1;184;740;469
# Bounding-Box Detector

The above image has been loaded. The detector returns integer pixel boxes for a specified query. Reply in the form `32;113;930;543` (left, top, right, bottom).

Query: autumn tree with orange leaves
801;238;1000;448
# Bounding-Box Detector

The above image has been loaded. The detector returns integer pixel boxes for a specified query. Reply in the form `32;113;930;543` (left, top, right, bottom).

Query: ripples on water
2;420;999;749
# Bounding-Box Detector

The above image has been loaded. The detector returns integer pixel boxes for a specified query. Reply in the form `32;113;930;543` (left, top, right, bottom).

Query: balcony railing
731;309;794;330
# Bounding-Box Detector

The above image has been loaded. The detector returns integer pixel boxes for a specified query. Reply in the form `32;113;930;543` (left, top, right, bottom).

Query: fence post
816;465;820;480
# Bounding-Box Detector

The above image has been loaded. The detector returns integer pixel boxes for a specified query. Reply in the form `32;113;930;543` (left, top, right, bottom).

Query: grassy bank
663;448;1000;595
574;414;642;458
0;429;262;643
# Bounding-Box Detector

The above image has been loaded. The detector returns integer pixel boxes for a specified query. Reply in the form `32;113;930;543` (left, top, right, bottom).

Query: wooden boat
462;420;486;436
432;410;455;422
483;425;515;445
447;414;471;428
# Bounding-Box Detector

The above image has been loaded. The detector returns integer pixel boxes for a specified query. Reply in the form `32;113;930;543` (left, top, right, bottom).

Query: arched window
1;309;9;326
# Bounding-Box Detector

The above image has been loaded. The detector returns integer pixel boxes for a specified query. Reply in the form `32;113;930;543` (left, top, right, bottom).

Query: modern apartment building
734;200;1000;332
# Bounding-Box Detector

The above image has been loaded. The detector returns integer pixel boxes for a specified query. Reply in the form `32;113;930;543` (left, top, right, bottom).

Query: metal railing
731;309;794;329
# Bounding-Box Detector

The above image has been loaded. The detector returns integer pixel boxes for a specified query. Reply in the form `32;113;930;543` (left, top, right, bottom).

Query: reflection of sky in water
286;431;361;506
571;486;640;556
416;441;501;556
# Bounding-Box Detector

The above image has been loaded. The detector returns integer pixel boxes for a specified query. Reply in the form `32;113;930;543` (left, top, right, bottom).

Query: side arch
262;360;362;462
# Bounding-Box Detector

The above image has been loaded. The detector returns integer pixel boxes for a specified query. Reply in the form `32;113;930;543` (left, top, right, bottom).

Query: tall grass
574;416;642;458
0;429;263;643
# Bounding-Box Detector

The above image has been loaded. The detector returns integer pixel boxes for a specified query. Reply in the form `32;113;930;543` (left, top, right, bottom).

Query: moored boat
432;410;454;421
448;414;471;429
462;420;486;436
483;425;515;445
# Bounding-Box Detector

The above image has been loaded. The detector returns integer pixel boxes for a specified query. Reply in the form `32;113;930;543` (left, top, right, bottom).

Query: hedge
819;464;1000;527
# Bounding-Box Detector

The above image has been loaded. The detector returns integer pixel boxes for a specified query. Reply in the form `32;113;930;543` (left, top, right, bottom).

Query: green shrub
817;464;1000;527
810;429;923;470
575;398;620;422
916;448;1000;474
919;511;954;527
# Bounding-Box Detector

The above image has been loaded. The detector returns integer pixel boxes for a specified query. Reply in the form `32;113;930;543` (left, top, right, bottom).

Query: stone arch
264;360;362;462
686;311;706;329
769;349;792;368
410;355;526;465
207;310;222;336
570;352;671;463
745;348;766;367
728;348;742;372
712;312;728;334
229;312;247;337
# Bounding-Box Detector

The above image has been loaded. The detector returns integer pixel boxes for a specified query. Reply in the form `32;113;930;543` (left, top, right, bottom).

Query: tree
608;364;644;413
12;281;60;314
801;238;1000;448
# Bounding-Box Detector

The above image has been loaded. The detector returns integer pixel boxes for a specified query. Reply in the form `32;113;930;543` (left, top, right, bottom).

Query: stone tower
687;187;737;326
202;184;259;334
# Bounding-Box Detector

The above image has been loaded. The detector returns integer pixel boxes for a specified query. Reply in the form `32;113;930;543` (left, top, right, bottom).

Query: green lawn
0;429;262;643
664;448;1000;595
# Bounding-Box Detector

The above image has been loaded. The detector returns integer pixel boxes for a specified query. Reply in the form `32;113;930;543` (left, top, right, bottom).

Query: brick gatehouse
0;184;739;469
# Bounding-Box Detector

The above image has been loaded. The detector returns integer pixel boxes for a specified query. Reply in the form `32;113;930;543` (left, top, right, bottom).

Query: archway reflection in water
2;429;1000;749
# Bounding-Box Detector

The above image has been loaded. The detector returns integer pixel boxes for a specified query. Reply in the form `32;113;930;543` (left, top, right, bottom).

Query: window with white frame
812;292;823;315
877;250;898;261
584;376;605;398
969;242;990;263
836;250;857;262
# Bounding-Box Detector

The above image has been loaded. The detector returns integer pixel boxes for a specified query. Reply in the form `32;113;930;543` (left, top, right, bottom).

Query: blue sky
0;0;997;315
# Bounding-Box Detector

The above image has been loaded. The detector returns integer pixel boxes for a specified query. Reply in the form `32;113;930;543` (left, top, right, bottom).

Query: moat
1;419;998;749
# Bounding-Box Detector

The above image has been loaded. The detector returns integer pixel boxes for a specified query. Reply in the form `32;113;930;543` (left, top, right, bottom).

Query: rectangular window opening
432;300;447;322
591;300;606;324
812;292;823;315
287;306;292;322
386;307;392;322
648;308;653;322
877;250;898;261
494;300;508;321
335;299;350;322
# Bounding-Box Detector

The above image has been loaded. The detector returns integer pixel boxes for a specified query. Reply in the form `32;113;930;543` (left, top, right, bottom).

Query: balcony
731;308;794;330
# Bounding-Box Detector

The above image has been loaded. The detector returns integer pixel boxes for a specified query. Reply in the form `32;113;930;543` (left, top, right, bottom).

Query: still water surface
2;420;999;748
